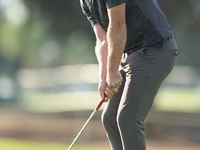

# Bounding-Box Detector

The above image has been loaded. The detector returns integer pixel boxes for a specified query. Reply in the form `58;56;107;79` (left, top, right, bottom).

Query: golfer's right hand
107;70;122;93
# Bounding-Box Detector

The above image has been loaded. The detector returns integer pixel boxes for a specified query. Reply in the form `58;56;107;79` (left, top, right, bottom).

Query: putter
68;94;107;150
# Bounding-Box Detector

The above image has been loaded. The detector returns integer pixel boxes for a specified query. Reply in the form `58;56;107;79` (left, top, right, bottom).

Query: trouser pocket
142;47;161;64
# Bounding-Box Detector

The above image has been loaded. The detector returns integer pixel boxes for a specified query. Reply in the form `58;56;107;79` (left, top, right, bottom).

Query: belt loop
126;50;133;55
163;34;174;41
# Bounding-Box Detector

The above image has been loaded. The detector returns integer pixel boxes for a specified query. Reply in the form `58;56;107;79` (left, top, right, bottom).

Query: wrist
107;69;118;75
99;68;107;82
99;79;106;83
107;61;120;74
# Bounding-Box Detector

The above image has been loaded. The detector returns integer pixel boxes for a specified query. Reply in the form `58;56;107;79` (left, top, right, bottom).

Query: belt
163;34;174;41
125;34;174;55
126;50;135;55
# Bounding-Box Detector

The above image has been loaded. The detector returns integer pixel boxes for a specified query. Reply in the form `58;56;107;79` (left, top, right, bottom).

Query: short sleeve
80;0;98;26
106;0;128;9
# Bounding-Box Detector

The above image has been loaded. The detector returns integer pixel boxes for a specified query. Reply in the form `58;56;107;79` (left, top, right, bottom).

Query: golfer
80;0;178;150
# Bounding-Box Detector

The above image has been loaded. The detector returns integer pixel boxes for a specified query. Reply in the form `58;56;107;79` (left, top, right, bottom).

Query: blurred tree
159;0;200;68
22;0;200;68
23;0;97;65
1;0;200;68
23;0;94;35
0;0;200;101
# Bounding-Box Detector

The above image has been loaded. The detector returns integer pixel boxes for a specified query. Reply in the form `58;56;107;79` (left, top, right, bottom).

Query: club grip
96;94;107;110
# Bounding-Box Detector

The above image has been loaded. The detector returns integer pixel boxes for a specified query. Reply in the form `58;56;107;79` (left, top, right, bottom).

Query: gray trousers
101;38;178;150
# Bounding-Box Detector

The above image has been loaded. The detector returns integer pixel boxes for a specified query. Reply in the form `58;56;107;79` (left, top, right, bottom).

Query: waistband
125;34;174;55
163;34;174;41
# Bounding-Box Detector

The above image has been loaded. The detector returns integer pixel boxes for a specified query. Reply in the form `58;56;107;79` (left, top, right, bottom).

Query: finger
114;88;118;93
104;96;108;102
111;88;118;93
108;82;121;89
103;93;108;102
114;85;120;89
107;83;113;88
109;87;119;93
115;82;122;87
106;87;114;96
105;90;112;99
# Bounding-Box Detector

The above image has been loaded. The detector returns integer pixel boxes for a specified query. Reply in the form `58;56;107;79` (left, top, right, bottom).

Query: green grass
0;138;199;150
0;138;109;150
0;138;65;150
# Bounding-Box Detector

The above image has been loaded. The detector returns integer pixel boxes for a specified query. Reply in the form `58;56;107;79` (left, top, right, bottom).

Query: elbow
95;40;108;53
108;20;127;31
96;38;107;44
96;38;108;46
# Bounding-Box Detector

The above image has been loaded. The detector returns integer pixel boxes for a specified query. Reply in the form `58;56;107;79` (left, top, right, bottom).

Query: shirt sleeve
106;0;128;9
80;0;98;26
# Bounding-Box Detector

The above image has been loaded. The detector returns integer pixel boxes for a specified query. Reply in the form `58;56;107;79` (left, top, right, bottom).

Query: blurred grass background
0;0;200;149
0;138;199;150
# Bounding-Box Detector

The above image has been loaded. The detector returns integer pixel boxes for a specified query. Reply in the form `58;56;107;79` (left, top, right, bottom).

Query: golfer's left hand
106;70;122;94
98;80;108;102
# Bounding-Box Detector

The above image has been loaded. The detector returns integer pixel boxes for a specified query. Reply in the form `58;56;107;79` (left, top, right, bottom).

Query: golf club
67;94;107;150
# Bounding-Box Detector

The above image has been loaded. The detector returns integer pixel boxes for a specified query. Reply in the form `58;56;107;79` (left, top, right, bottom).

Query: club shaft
68;109;97;150
68;98;105;150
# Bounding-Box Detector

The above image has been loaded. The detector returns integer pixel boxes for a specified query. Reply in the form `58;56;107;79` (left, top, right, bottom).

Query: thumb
104;93;108;102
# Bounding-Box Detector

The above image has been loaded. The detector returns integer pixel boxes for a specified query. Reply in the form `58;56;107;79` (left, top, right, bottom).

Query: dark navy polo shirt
80;0;173;52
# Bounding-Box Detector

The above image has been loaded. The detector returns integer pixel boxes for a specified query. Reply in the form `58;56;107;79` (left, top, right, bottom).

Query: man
80;0;178;150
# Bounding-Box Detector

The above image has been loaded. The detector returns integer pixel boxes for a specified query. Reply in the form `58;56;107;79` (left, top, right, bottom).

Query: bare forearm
95;40;108;81
107;24;127;73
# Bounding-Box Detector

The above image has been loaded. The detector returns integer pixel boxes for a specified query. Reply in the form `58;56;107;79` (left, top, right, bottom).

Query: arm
94;25;108;83
93;3;127;101
107;3;127;89
81;0;115;100
93;24;109;101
